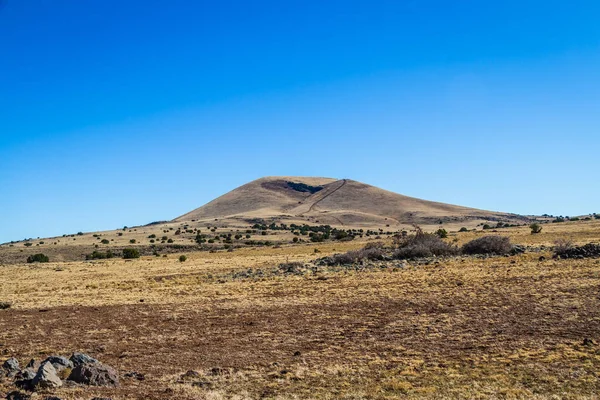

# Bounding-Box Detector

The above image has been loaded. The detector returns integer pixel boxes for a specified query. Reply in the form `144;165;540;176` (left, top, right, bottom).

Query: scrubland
0;220;598;399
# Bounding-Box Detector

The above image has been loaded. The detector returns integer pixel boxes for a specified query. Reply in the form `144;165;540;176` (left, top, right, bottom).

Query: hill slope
175;176;529;228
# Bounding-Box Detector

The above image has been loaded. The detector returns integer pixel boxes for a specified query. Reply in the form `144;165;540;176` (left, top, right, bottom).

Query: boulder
2;358;20;377
41;356;73;372
67;363;119;387
69;352;97;368
32;362;62;389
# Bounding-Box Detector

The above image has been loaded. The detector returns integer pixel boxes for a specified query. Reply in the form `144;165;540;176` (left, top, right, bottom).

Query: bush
27;253;49;263
0;302;11;310
461;236;512;255
129;239;136;244
179;255;187;262
435;229;448;238
530;223;543;234
122;248;140;259
459;227;468;232
101;239;110;244
86;250;114;260
393;228;458;259
553;238;573;256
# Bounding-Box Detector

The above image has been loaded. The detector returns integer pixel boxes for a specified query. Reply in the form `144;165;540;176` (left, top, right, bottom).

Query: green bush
435;229;448;238
459;227;468;232
122;248;140;259
27;253;49;263
530;223;543;234
179;255;187;262
86;250;114;260
101;239;110;244
129;239;136;244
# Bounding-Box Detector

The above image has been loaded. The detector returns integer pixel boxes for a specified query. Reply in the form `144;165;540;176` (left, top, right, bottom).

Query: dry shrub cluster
393;227;459;259
461;235;512;255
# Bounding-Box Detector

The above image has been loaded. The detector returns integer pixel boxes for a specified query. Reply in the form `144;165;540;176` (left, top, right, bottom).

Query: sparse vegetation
85;250;114;260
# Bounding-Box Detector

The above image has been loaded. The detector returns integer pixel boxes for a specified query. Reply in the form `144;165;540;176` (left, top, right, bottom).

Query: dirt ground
0;221;599;399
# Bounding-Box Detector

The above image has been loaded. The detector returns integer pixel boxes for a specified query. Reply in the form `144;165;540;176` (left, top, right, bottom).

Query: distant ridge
175;176;530;229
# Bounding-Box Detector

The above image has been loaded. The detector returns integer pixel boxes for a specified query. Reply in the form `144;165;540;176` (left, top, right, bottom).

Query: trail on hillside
307;179;347;213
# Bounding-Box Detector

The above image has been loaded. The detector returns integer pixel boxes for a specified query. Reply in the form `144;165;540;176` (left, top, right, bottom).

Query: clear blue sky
1;1;599;243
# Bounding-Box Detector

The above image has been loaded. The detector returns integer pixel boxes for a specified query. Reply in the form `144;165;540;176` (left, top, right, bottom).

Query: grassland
0;220;599;399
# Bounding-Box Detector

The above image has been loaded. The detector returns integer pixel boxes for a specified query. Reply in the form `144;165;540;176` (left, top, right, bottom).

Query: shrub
0;302;11;310
529;223;543;234
101;239;110;244
461;236;512;255
86;250;114;260
435;229;448;238
393;228;458;259
167;238;174;243
122;248;140;259
553;238;573;256
27;253;49;263
459;227;468;232
179;255;187;262
24;243;32;247
482;224;492;230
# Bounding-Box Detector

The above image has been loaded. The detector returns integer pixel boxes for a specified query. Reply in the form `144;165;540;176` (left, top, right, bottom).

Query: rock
42;356;73;372
15;368;36;381
67;363;119;387
179;370;200;381
32;362;63;389
6;391;31;400
25;359;38;370
3;357;20;377
124;371;144;381
69;352;98;368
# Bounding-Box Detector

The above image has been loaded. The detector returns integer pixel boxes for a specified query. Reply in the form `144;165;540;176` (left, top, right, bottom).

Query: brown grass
0;220;598;399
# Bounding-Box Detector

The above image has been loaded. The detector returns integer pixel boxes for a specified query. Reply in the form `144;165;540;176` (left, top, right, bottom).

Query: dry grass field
0;220;599;399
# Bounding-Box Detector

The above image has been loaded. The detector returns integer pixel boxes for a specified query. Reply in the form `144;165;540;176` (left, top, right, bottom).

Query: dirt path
306;179;347;213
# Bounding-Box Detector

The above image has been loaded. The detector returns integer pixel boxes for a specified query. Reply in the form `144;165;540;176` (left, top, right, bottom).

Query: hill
175;176;530;229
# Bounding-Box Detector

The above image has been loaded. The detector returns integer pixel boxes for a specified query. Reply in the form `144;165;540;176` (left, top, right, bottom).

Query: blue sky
1;1;599;243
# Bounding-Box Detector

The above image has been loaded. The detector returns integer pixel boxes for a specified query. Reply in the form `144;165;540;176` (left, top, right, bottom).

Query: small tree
530;223;543;234
27;253;49;263
122;248;140;259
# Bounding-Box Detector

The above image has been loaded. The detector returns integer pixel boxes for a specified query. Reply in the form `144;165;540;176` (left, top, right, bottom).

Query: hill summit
175;176;528;229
